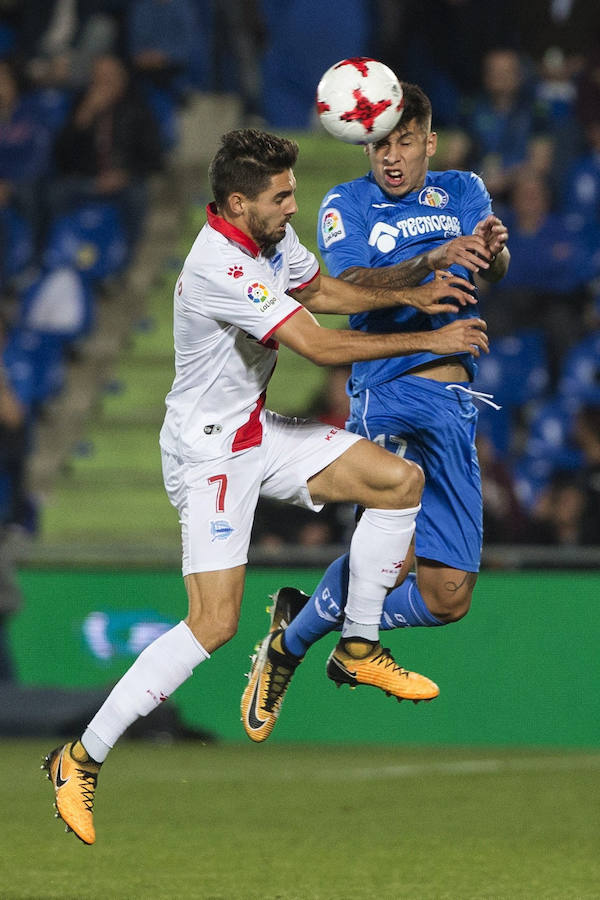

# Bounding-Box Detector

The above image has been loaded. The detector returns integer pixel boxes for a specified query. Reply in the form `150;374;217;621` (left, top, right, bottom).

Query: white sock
82;621;209;762
343;505;420;641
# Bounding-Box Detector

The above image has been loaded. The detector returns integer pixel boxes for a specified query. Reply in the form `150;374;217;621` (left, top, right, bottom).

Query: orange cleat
42;741;101;845
326;642;440;703
241;629;302;742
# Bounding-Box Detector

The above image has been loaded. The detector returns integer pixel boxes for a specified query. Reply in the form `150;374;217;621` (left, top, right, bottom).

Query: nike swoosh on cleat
55;748;70;789
246;677;269;731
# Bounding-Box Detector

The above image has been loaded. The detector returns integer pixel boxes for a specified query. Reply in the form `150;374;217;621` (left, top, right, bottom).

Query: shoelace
374;647;410;679
76;768;98;811
262;660;295;712
445;383;502;410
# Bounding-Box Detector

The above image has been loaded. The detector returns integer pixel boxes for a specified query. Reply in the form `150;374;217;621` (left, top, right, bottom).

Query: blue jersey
317;169;493;391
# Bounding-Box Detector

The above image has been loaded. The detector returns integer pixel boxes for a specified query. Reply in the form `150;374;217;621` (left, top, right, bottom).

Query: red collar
206;203;261;258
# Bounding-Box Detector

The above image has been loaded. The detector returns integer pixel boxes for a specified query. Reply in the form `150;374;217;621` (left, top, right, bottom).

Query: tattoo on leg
444;572;477;594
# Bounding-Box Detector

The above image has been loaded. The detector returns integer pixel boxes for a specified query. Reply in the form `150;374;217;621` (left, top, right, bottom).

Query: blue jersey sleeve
317;183;371;277
461;172;493;236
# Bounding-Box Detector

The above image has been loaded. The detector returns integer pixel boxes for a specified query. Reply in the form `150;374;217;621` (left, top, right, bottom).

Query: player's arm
273;305;488;367
339;233;498;288
294;270;476;316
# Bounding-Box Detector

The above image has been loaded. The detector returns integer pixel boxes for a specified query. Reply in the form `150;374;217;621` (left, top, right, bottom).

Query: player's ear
426;131;438;158
228;192;246;216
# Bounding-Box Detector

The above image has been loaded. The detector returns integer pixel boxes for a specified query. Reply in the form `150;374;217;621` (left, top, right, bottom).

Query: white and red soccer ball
316;57;404;144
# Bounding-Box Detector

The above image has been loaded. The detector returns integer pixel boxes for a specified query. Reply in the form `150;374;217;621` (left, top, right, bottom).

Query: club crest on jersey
245;280;278;313
321;208;345;247
418;186;449;208
269;252;283;276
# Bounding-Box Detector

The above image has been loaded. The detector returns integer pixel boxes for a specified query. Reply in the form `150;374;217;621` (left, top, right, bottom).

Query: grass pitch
3;739;600;899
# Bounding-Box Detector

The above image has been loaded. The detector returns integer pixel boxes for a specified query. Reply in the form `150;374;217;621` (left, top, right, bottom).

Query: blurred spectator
457;48;552;200
127;0;205;147
516;0;600;72
260;0;371;128
476;433;531;543
0;203;34;292
376;0;520;127
212;0;266;125
0;58;53;247
481;170;597;381
532;470;588;545
561;120;600;229
48;53;163;252
15;0;126;90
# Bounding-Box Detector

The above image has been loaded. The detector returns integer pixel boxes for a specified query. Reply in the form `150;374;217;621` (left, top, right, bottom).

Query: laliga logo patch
321;208;346;247
418;186;449;209
245;280;278;313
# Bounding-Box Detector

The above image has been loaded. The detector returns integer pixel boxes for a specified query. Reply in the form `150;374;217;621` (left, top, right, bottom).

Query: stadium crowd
0;0;598;582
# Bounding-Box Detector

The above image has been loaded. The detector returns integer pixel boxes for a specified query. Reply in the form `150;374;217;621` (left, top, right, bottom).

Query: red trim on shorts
232;391;267;452
291;267;320;293
206;202;261;257
261;305;302;345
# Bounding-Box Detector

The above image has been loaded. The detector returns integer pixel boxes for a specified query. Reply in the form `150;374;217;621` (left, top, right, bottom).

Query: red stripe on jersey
291;267;320;293
261;305;302;345
232;390;267;452
206;203;261;257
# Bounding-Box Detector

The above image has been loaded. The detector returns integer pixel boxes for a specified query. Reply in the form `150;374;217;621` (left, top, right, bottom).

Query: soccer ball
316;57;404;144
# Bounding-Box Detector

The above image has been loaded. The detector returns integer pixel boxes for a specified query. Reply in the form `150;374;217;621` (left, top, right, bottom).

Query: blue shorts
347;375;482;572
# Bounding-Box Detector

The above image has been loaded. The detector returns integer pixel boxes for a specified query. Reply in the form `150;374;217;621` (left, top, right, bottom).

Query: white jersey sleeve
284;225;320;291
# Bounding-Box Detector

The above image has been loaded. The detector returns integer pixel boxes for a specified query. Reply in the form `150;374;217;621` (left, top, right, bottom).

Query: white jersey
159;204;319;462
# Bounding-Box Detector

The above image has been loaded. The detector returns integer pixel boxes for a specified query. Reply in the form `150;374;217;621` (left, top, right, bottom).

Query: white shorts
161;410;362;575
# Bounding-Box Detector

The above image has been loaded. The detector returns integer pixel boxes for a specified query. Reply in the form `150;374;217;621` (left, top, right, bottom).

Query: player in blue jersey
241;83;510;741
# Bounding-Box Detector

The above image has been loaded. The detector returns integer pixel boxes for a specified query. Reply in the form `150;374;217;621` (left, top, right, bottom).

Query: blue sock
380;574;444;629
283;557;444;658
283;554;348;657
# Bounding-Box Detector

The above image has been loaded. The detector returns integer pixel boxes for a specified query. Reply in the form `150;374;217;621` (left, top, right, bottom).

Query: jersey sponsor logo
368;222;400;252
210;518;235;542
395;214;461;239
418;186;449;208
371;201;396;208
321;208;345;247
245;280;279;313
228;265;244;278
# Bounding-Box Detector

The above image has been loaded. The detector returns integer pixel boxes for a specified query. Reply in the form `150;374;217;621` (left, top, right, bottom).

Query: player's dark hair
399;82;432;131
209;129;299;208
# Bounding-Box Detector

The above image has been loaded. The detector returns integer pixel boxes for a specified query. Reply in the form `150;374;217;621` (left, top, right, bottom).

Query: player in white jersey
43;129;489;843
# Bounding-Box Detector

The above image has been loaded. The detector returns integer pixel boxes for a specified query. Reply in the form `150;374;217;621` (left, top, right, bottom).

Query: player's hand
473;214;509;258
405;270;476;314
428;318;489;357
426;235;493;272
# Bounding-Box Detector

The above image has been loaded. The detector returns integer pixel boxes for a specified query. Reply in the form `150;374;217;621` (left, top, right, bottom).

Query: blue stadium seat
43;203;128;283
474;330;550;453
513;395;583;509
0;206;33;285
558;331;600;405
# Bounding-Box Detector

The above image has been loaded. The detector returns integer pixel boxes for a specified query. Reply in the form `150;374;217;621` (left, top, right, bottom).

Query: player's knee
422;587;472;623
186;607;239;650
391;458;424;508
